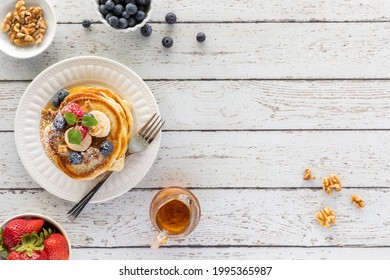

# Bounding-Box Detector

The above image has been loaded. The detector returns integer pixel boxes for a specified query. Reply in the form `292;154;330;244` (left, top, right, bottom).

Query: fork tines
138;113;165;144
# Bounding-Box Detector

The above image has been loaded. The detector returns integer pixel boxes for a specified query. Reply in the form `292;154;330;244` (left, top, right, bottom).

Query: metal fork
67;113;164;222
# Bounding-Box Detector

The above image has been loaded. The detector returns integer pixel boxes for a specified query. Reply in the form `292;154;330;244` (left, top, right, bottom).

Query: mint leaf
82;115;98;127
64;112;77;125
68;129;82;145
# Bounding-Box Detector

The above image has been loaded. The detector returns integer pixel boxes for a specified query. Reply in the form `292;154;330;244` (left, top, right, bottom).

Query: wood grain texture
0;188;388;247
1;23;390;80
2;80;390;131
2;131;390;189
72;247;390;260
53;0;390;23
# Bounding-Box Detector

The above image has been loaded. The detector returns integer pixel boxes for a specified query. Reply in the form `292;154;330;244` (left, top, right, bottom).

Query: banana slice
89;110;110;138
64;129;92;152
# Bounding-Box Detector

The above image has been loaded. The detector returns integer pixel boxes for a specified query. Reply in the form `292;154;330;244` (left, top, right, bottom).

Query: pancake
40;86;133;180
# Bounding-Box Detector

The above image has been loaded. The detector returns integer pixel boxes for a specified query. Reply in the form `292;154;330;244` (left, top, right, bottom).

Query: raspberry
63;103;85;119
74;125;88;139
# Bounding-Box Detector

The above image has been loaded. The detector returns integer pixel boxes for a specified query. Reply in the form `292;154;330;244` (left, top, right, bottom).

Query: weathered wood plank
53;0;390;23
0;188;388;247
72;247;390;260
2;80;390;131
1;23;390;80
2;131;390;189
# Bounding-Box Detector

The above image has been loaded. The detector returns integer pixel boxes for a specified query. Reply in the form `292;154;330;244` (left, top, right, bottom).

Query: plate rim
14;55;161;203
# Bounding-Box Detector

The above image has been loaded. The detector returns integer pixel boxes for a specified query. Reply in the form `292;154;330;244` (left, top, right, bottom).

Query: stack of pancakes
40;86;133;180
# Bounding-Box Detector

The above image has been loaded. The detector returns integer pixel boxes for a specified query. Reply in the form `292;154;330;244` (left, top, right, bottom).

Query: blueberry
122;11;130;19
162;36;173;48
105;0;115;11
58;89;69;102
99;141;114;156
127;17;136;27
99;4;109;15
53;115;66;130
82;19;91;28
135;10;145;22
68;152;83;165
125;0;136;4
113;4;124;16
165;12;176;24
196;32;206;42
52;96;61;108
118;17;128;28
100;0;108;4
140;24;152;37
137;0;150;5
108;16;119;27
106;12;114;21
125;3;137;15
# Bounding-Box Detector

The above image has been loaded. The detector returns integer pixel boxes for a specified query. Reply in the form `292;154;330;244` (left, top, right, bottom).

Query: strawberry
43;233;69;260
63;103;85;119
3;218;44;250
8;250;47;260
7;233;47;260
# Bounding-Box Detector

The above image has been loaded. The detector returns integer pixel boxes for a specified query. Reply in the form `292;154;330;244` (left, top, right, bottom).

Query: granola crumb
303;168;316;180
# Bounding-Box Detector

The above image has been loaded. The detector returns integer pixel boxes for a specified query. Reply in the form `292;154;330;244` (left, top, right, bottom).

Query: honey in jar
156;199;190;235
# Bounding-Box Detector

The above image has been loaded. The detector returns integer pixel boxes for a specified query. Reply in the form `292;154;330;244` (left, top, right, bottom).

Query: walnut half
322;174;342;194
316;206;336;228
352;195;365;208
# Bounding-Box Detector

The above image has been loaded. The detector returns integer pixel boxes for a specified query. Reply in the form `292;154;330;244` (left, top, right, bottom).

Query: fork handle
67;171;113;221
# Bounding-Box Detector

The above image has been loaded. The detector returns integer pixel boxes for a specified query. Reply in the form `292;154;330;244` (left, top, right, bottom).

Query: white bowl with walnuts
0;0;56;59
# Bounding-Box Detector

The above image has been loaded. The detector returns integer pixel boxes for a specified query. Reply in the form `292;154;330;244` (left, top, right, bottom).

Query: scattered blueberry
140;24;152;37
127;17;136;27
106;12;115;21
52;96;61;108
162;36;173;48
57;89;69;102
68;152;83;165
53;115;66;130
118;17;128;28
82;19;91;28
137;0;150;5
108;16;119;27
105;0;115;11
196;32;206;42
122;11;130;19
135;10;146;22
125;3;137;15
99;4;109;15
165;12;177;24
100;0;108;4
113;4;124;16
99;141;114;156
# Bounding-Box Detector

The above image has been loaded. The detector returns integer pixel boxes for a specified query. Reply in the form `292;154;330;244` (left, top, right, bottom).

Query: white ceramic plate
14;56;161;203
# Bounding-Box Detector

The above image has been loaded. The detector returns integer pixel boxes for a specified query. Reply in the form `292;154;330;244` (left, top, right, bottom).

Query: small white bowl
0;0;56;59
93;0;154;32
0;213;71;260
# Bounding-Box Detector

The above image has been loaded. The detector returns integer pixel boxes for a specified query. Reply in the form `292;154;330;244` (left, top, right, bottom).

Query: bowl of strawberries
0;213;71;260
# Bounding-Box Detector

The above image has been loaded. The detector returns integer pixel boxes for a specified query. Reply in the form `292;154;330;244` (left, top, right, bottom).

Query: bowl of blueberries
94;0;153;32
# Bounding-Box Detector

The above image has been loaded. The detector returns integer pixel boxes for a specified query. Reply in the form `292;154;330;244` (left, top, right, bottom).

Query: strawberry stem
0;228;9;259
13;232;44;257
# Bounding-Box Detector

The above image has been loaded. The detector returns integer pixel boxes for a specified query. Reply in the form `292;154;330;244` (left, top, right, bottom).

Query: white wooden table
1;0;390;260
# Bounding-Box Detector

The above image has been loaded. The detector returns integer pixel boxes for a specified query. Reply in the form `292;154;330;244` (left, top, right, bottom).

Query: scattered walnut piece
322;174;342;194
316;206;336;228
351;195;365;209
1;0;47;47
303;168;316;180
